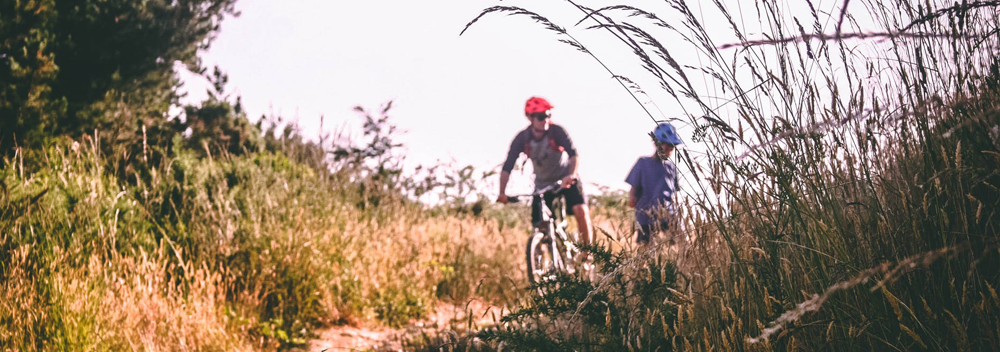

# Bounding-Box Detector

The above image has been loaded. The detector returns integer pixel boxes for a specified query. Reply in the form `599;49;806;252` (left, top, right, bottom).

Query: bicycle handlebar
506;180;563;204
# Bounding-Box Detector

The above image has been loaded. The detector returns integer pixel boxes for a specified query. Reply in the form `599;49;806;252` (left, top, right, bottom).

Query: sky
178;0;871;196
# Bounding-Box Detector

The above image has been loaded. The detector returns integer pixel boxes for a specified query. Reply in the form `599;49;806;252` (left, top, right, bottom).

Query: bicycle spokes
527;234;559;286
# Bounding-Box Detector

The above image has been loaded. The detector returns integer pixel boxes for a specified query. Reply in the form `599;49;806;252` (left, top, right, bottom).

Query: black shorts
531;179;587;226
637;221;670;244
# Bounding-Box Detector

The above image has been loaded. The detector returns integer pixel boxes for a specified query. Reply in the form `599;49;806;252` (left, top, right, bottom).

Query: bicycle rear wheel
526;232;557;286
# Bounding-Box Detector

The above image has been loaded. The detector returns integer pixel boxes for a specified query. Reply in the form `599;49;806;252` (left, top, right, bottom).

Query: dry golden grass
458;0;1000;350
0;134;529;350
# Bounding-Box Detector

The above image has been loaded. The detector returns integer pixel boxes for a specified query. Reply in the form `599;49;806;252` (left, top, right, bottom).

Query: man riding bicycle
496;96;593;252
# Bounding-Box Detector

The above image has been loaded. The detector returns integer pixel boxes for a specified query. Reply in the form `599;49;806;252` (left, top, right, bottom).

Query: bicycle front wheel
559;230;595;282
526;232;557;286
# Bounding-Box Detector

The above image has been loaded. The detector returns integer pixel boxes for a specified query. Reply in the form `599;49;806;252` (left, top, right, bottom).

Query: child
625;122;682;245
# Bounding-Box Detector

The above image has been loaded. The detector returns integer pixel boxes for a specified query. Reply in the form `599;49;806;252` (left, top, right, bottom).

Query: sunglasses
529;112;551;120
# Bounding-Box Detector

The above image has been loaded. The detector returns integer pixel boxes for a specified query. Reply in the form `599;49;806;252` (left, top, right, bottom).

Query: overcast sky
179;0;867;194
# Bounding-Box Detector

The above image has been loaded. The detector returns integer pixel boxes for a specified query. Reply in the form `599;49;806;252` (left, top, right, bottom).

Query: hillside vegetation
455;0;1000;351
1;2;527;349
3;0;1000;351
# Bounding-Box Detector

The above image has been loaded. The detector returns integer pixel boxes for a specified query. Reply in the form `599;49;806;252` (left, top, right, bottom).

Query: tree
0;0;65;153
180;67;262;156
0;0;239;156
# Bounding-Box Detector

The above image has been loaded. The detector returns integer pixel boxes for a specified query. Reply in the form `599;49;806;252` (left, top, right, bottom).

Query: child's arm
628;186;637;208
625;160;642;208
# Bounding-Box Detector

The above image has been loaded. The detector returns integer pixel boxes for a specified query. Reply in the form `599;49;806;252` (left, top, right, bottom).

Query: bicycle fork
540;223;567;273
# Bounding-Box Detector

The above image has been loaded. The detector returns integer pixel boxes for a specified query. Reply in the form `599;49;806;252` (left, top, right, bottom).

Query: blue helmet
652;123;683;145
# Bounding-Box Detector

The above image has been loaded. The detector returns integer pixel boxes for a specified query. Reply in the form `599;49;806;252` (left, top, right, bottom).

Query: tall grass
461;0;1000;350
0;107;527;350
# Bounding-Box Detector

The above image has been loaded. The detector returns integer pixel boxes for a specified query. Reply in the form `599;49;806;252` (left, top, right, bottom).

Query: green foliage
0;0;65;153
257;317;307;346
480;244;680;351
0;0;238;156
178;69;263;157
50;0;236;142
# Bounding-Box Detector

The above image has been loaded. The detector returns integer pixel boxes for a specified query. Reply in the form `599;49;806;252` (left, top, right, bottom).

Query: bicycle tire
526;232;556;287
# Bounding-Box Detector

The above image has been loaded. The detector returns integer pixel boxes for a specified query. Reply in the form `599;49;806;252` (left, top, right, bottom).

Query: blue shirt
625;157;678;226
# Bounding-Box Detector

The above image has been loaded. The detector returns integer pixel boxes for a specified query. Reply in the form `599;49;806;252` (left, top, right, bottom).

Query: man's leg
572;203;592;247
571;203;594;280
563;180;594;279
562;180;591;247
530;195;543;229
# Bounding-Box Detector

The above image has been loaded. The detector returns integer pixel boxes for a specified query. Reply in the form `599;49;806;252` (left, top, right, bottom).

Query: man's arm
498;131;526;203
497;171;511;204
561;156;579;188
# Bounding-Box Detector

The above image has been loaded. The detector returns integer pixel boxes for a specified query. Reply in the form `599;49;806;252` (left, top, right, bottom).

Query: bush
479;243;680;351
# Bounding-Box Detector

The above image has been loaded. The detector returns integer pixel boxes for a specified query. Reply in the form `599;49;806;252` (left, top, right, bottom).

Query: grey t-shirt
502;124;578;191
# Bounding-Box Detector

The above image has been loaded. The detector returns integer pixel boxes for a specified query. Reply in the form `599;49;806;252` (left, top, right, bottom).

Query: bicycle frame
536;192;572;272
509;181;583;284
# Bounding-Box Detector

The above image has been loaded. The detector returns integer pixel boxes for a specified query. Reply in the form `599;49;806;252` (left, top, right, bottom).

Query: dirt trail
303;300;505;352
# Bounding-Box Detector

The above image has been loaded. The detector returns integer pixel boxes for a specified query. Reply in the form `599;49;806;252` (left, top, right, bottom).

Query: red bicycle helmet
524;96;554;115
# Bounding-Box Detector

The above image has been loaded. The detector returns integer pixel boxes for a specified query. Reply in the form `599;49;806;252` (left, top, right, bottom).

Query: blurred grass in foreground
448;0;1000;351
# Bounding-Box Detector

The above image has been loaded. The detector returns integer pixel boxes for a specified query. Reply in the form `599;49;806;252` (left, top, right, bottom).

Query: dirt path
303;300;505;352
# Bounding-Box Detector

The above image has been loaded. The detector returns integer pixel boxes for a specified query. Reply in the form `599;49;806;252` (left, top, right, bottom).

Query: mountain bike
508;181;593;289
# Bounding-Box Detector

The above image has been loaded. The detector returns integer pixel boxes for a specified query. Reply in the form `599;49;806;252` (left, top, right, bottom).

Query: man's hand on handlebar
501;181;563;203
560;175;576;189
